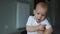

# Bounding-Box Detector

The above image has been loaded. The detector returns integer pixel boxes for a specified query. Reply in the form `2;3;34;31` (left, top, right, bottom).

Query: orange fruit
43;27;46;32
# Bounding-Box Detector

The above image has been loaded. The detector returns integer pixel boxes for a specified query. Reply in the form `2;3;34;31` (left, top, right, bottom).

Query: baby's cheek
41;17;45;20
35;15;38;19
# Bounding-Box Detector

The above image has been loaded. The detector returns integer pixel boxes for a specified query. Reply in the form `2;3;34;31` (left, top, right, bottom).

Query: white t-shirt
26;16;51;34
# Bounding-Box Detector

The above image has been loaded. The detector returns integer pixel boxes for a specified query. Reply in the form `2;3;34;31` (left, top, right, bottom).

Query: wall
16;2;30;29
17;0;34;15
0;0;17;34
54;0;60;34
0;0;34;34
47;0;60;34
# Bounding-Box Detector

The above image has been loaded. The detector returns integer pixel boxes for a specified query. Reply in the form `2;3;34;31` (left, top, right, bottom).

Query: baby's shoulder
28;16;34;19
41;18;49;24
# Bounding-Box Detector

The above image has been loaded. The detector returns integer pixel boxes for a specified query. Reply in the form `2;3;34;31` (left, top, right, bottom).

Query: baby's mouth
37;19;41;23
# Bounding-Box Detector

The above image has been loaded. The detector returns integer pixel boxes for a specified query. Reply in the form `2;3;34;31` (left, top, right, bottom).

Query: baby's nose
38;15;42;19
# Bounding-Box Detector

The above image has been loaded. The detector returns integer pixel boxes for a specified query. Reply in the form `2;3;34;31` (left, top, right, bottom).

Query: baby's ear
33;10;36;15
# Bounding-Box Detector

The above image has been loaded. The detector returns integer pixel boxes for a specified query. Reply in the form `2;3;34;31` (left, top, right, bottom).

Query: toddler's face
34;5;47;23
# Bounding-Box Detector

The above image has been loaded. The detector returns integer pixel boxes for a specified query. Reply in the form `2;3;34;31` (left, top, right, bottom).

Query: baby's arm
44;27;53;34
43;19;53;34
37;24;46;34
26;24;45;32
26;26;39;32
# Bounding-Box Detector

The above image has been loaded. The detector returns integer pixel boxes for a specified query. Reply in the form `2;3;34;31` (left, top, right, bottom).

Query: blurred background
0;0;60;34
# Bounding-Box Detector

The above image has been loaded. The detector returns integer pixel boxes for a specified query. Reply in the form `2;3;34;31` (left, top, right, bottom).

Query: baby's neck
37;21;42;23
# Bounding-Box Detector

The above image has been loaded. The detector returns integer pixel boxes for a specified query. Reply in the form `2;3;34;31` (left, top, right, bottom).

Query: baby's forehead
35;10;46;13
36;6;47;12
36;5;47;10
35;5;48;12
35;7;47;14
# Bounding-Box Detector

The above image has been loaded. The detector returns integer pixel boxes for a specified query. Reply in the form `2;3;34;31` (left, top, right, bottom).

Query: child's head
33;2;48;23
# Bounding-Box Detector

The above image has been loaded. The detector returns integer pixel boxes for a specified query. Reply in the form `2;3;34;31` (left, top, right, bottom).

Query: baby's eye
37;13;39;15
42;14;45;16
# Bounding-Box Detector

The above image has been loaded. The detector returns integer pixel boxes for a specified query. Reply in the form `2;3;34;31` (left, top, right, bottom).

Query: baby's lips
38;19;41;21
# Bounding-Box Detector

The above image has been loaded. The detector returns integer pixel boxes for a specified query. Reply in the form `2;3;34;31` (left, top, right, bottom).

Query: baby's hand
37;30;43;34
38;24;46;30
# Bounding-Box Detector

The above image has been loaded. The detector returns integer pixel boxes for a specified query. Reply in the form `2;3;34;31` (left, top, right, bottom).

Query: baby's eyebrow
37;12;46;16
41;14;45;16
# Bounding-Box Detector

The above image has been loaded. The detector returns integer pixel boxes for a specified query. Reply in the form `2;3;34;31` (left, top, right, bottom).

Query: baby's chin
37;19;41;23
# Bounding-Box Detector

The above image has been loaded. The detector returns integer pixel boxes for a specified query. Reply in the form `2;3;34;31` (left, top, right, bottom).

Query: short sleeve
45;19;52;29
26;16;33;26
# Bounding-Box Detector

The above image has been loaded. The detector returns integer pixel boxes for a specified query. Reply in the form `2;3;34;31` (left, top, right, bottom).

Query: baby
26;2;53;34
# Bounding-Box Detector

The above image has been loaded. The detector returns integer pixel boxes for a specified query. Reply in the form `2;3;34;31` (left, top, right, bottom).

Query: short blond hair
36;2;48;9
